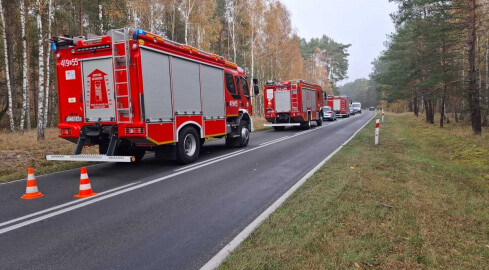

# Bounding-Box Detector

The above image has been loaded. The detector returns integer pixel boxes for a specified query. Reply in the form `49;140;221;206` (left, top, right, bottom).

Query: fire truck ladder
111;28;133;124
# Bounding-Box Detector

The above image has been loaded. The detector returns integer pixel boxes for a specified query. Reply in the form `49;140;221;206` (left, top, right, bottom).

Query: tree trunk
99;2;103;34
466;0;481;134
19;0;29;135
43;0;53;129
0;0;15;132
37;0;45;140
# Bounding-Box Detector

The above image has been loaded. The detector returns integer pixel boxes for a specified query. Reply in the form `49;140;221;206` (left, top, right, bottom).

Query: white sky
280;0;397;85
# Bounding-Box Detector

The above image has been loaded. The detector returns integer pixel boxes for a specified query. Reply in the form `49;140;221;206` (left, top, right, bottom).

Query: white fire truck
47;28;259;164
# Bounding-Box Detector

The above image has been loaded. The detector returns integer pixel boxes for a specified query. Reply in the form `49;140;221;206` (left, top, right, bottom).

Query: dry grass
221;113;489;269
0;128;97;183
253;116;270;132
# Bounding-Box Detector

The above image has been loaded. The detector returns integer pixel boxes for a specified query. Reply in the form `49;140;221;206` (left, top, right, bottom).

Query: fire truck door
81;57;116;122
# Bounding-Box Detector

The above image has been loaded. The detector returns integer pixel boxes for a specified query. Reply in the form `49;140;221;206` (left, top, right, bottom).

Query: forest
0;0;350;140
372;0;489;134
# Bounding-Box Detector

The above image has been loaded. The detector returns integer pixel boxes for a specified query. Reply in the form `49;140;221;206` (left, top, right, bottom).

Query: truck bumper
46;154;135;163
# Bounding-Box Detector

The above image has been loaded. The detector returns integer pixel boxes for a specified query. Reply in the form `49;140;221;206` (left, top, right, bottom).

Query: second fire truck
263;80;324;130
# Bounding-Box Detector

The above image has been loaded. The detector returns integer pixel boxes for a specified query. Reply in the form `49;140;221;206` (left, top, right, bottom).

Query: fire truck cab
47;28;259;164
263;80;324;130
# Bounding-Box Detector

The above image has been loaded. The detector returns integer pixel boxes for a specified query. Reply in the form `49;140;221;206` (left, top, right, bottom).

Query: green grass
220;113;489;269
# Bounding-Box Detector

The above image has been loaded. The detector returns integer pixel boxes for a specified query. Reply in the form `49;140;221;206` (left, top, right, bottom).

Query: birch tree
179;0;196;44
0;0;15;132
37;0;46;140
43;0;53;128
19;0;29;135
225;0;239;62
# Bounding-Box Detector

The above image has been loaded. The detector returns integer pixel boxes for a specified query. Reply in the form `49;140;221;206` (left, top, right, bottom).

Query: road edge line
200;112;376;270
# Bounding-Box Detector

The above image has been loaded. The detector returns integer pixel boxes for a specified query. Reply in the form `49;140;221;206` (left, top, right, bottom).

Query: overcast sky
281;0;397;85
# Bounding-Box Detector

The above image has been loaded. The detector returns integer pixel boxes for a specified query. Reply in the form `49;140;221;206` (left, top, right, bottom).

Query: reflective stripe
79;184;92;190
80;173;88;179
27;174;35;180
26;186;39;193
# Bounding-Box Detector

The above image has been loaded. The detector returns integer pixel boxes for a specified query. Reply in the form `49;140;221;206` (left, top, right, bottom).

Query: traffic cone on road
21;168;44;200
74;167;98;198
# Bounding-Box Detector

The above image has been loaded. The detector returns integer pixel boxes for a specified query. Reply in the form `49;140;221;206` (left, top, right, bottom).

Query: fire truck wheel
176;126;200;164
317;114;323;126
225;135;237;147
301;116;311;129
238;121;250;147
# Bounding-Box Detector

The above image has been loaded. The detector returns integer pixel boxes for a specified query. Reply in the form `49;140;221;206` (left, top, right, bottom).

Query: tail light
125;127;144;134
328;111;333;113
60;128;72;135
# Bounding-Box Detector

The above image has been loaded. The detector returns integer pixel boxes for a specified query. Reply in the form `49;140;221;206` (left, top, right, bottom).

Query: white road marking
175;150;245;172
200;113;376;270
258;136;290;146
0;113;370;235
0;182;140;228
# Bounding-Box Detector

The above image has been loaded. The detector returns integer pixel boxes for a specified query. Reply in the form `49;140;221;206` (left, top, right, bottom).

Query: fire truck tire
238;121;250;147
225;135;237;147
317;114;323;126
301;116;311;129
273;126;285;131
176;126;200;164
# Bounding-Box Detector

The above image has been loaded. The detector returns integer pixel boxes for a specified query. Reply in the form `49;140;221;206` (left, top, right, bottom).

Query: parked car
352;102;362;114
369;106;375;111
323;106;337;121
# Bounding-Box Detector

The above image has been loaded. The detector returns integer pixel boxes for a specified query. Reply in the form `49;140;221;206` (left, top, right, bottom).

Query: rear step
264;123;301;127
46;154;135;163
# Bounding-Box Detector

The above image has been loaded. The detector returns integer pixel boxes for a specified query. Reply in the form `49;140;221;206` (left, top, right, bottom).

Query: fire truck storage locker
302;87;316;112
140;48;173;122
82;57;116;122
275;90;291;113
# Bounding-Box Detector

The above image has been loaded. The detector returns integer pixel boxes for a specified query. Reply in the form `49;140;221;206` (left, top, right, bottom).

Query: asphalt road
0;111;374;270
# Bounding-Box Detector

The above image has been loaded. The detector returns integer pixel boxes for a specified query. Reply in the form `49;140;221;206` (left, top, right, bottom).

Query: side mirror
252;78;259;95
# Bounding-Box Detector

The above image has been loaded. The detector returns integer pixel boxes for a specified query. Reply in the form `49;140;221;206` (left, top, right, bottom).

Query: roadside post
382;109;385;122
375;119;380;145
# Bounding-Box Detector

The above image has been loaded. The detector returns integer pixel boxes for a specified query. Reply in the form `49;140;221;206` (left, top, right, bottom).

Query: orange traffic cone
74;167;98;198
21;168;44;200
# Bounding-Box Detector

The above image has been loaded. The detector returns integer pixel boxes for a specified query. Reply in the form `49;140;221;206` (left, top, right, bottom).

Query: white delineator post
375;119;380;145
382;109;385;122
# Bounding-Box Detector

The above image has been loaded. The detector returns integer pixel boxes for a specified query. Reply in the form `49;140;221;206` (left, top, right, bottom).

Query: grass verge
220;113;489;269
0;128;98;183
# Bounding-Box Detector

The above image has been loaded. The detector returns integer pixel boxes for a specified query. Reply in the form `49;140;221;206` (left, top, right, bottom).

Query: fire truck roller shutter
200;64;225;119
275;90;291;113
172;57;202;115
140;48;173;122
81;57;116;122
301;88;315;112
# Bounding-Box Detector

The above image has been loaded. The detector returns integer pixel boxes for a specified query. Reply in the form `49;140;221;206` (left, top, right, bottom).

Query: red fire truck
327;95;352;117
263;80;324;130
46;28;258;164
